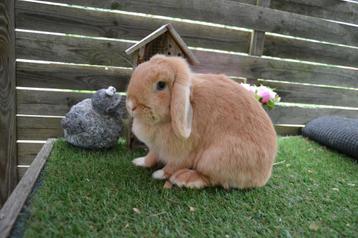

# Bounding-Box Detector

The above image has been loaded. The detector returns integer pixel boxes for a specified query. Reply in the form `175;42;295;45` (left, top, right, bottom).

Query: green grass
21;137;357;238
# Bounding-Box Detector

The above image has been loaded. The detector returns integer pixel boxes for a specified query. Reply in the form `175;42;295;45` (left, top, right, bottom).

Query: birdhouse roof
125;23;199;65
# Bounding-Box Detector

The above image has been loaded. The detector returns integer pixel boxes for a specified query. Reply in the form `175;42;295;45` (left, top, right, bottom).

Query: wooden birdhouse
125;23;199;67
125;23;199;149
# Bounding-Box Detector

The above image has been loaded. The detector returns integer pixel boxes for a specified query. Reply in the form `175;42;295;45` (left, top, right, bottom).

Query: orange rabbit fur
126;55;277;189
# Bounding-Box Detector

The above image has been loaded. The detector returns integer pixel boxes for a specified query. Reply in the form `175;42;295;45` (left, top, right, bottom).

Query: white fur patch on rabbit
132;157;147;167
152;170;166;180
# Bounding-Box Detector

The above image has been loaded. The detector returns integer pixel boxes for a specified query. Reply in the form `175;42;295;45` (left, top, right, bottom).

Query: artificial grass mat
18;136;357;237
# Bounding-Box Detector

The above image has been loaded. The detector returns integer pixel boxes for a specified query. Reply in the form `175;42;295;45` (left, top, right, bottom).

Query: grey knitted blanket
302;116;358;159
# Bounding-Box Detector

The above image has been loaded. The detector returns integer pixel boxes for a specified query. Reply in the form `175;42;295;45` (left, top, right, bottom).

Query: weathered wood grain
16;0;250;53
16;87;358;126
34;0;358;47
192;50;358;88
17;143;44;165
248;0;271;84
0;139;55;238
17;61;131;91
20;83;358;118
17;1;358;68
249;30;266;57
16;32;358;88
264;34;358;68
16;117;304;149
34;0;257;9
268;106;358;125
17;167;28;180
17;89;93;116
261;81;358;108
17;106;356;148
0;0;17;207
16;1;358;68
16;31;133;67
271;0;358;25
17;117;63;141
249;0;271;56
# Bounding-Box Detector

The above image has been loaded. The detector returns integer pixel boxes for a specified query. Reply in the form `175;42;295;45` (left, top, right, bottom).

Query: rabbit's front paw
132;157;147;167
152;169;167;180
132;152;158;168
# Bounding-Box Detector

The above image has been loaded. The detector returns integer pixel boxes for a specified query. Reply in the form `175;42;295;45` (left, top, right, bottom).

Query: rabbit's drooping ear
169;57;193;139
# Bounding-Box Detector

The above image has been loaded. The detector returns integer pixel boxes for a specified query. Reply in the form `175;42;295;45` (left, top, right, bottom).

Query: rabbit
126;55;277;189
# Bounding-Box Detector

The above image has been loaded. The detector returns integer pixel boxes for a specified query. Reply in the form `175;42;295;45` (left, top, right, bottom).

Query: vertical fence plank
0;0;17;206
247;0;271;85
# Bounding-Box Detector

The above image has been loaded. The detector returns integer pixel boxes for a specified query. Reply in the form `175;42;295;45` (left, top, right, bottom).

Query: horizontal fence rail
261;81;358;108
17;116;64;140
17;61;132;91
268;106;358;125
16;32;358;88
16;1;358;68
270;0;358;25
16;1;251;54
34;0;358;47
16;105;358;139
36;0;358;25
17;89;92;116
16;89;358;124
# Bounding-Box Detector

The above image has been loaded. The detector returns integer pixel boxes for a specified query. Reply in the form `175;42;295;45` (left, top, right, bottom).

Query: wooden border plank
34;0;358;47
16;32;358;88
16;0;250;54
0;139;55;238
0;0;17;206
17;62;131;91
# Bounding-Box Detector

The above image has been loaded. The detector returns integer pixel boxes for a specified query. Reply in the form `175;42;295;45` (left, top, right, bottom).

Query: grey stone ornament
61;86;126;149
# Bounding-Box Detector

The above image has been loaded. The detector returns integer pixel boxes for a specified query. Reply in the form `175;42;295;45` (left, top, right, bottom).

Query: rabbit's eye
156;81;166;91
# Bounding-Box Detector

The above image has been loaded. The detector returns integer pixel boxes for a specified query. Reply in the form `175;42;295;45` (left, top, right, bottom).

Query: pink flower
258;90;270;103
240;83;280;109
240;83;256;94
257;86;276;104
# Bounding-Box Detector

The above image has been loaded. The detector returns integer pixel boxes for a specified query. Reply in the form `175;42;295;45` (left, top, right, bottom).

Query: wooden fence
1;0;357;205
